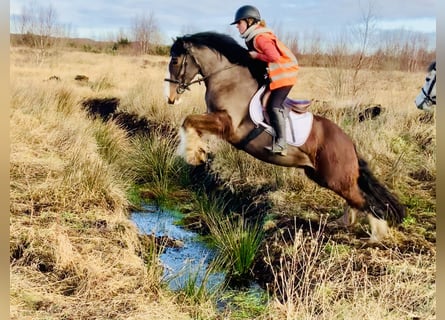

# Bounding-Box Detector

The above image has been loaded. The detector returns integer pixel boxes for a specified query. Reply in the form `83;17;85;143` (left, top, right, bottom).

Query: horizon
9;0;436;50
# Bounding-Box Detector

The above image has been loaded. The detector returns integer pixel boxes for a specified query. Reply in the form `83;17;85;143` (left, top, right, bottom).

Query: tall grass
198;193;265;284
10;51;192;319
127;128;191;206
263;218;435;319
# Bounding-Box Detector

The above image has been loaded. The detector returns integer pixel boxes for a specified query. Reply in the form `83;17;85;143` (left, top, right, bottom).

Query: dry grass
10;46;435;319
10;47;194;319
260;219;435;320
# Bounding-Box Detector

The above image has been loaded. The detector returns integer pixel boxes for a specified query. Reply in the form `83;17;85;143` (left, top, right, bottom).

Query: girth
232;126;265;150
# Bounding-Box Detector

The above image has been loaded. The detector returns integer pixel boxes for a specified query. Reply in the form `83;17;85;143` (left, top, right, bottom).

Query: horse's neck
194;48;259;130
196;51;233;78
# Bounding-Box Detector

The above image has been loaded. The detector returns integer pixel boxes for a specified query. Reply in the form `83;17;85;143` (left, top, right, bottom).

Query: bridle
164;49;236;94
421;67;436;106
164;53;202;94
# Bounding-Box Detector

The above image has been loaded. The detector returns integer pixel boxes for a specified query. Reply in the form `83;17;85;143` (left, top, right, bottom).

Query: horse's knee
177;126;207;165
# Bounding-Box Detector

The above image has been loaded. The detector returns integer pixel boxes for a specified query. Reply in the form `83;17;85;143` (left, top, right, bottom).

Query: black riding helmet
230;5;261;25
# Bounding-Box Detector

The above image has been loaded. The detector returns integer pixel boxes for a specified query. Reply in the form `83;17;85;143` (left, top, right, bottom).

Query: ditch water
131;204;225;291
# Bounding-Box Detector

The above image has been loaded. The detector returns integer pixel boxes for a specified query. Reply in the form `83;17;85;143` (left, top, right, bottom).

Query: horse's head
164;38;201;105
415;61;436;111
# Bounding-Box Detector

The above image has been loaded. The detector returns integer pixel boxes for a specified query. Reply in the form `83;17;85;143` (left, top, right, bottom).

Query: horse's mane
171;31;268;85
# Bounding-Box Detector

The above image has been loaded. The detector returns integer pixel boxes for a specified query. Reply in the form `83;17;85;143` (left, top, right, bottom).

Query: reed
126;128;190;206
201;201;265;284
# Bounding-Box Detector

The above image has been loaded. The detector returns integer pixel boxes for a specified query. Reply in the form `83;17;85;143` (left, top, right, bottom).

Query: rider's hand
249;51;258;59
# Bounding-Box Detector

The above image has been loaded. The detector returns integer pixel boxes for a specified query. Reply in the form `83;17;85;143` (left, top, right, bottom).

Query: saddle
261;89;312;115
249;86;314;147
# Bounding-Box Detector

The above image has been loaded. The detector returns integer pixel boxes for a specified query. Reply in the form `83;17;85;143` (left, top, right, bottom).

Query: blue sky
9;0;436;47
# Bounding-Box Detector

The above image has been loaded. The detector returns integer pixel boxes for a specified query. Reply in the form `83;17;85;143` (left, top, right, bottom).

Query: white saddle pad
249;86;313;147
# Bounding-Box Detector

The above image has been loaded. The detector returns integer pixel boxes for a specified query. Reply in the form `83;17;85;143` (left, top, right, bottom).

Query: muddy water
131;205;224;291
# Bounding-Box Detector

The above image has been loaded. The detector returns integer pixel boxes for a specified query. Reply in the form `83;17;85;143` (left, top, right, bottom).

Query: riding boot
265;107;288;156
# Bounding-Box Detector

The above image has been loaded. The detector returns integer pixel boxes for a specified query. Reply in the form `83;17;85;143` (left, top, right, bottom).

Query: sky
9;0;436;47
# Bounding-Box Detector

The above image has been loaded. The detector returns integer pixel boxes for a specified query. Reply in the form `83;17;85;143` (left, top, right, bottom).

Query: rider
231;5;299;156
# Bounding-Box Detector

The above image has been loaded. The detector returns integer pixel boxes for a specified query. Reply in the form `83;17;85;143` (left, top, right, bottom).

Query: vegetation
202;199;265;285
10;38;435;320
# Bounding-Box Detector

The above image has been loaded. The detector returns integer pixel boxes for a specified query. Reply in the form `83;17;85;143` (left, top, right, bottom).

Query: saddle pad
249;86;313;147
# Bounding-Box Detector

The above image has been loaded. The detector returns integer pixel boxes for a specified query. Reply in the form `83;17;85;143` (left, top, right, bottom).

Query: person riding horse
165;31;406;242
231;5;299;156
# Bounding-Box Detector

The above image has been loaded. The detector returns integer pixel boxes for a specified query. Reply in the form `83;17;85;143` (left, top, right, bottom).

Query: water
131;205;225;291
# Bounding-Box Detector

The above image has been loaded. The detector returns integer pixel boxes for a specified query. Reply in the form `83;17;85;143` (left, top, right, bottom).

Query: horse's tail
357;157;406;225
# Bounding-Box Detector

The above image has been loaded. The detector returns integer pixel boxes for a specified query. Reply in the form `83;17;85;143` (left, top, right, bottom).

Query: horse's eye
172;57;178;65
426;77;431;81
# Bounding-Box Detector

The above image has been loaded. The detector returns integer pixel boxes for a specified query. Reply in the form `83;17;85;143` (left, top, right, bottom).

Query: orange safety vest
246;27;299;90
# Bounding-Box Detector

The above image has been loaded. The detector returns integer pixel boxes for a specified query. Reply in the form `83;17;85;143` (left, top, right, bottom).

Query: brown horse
165;31;405;242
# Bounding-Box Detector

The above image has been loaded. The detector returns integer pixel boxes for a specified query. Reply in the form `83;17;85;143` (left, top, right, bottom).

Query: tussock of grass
200;197;264;283
126;129;192;207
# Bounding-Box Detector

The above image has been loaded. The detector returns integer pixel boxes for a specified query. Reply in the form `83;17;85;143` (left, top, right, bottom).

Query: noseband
164;50;236;94
164;53;204;94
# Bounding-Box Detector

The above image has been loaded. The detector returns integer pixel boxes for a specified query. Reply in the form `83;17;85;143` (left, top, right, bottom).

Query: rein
164;52;236;94
164;75;205;94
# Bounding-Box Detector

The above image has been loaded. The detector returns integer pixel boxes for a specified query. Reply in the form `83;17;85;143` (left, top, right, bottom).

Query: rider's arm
253;34;280;63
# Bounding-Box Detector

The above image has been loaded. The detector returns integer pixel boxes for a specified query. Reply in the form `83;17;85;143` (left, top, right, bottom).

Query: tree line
10;2;435;72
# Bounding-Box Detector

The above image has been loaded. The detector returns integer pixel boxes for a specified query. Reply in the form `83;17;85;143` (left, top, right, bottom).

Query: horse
165;31;405;242
415;61;436;111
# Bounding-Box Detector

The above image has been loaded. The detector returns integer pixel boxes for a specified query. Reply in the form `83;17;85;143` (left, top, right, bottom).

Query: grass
10;45;435;319
207;211;264;285
127;129;192;207
262;219;435;319
192;191;265;285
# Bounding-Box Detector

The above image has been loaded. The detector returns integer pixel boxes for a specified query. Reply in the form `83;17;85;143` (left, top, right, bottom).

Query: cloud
9;0;436;42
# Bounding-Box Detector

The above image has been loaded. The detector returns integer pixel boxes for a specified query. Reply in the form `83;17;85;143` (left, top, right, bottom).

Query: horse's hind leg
329;205;359;227
328;201;389;243
313;164;389;241
366;213;389;243
337;187;389;242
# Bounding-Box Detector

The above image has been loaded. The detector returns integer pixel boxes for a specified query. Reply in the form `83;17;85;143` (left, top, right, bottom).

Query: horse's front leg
177;112;231;165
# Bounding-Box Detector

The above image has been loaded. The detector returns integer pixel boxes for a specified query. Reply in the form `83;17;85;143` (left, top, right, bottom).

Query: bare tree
349;0;378;96
282;31;299;56
325;32;351;98
304;30;323;66
376;29;434;71
131;11;160;55
13;2;67;64
180;24;198;36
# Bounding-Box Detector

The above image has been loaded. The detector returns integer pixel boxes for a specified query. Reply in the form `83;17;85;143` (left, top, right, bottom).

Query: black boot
265;107;288;156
